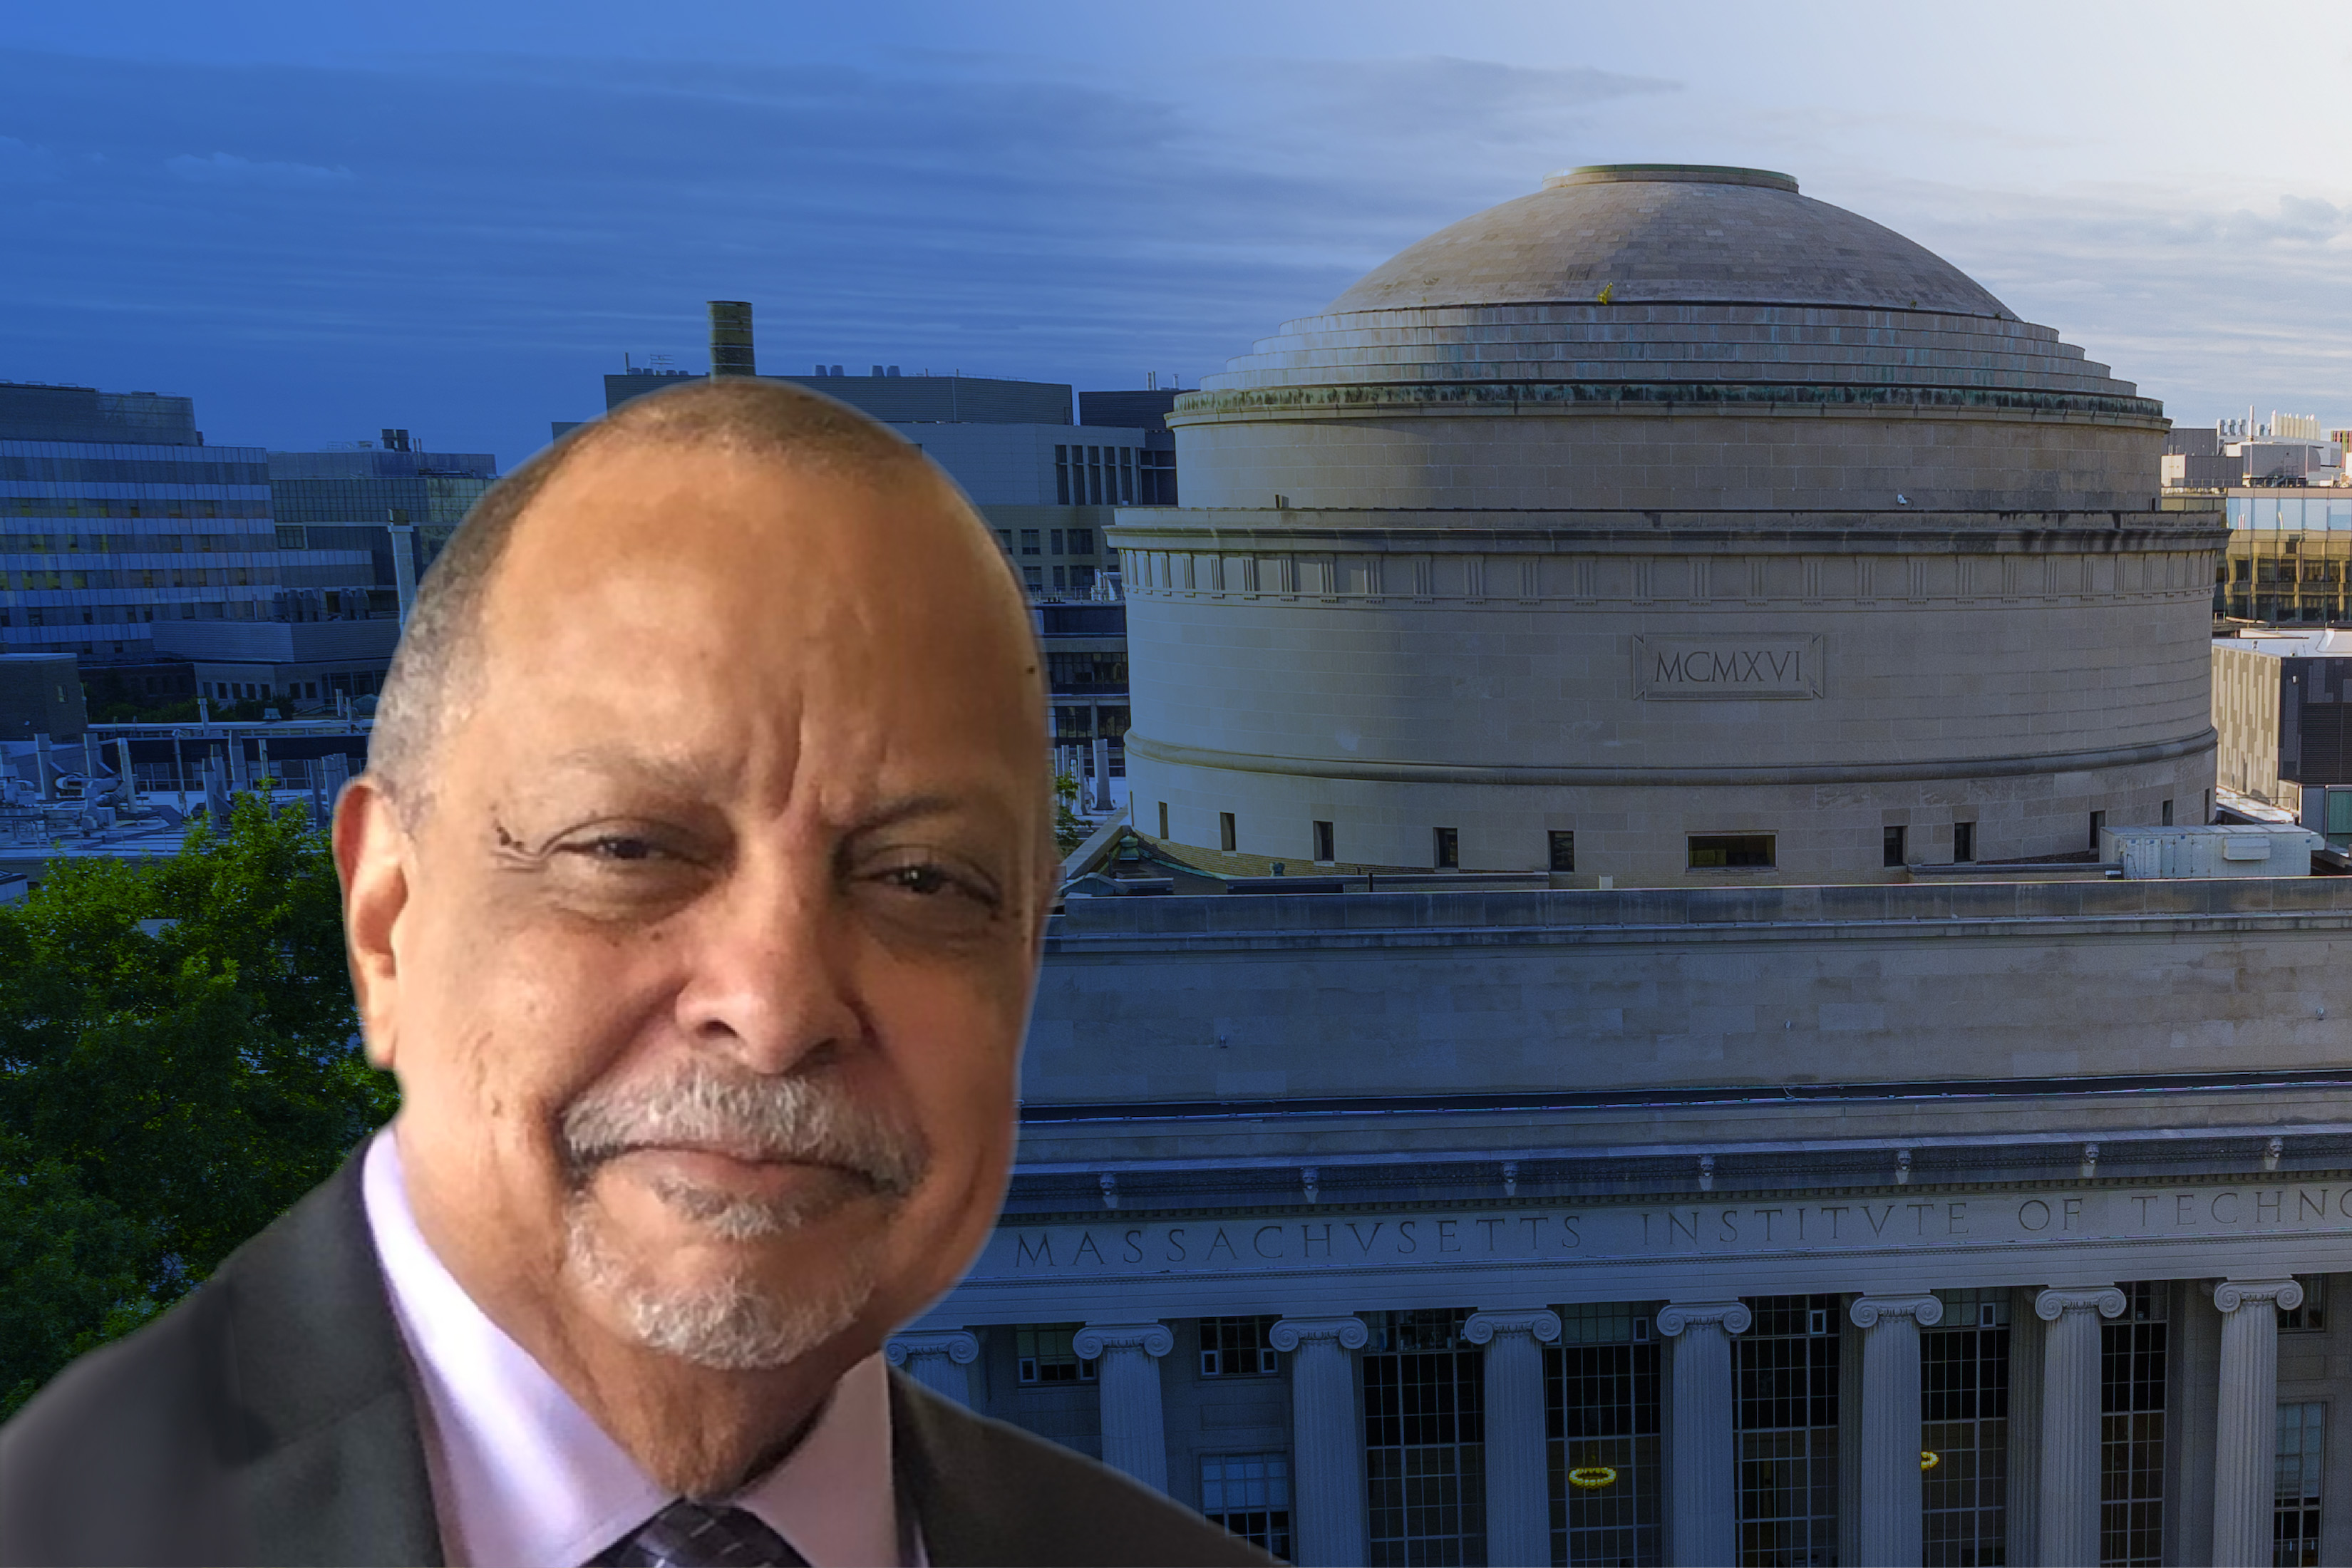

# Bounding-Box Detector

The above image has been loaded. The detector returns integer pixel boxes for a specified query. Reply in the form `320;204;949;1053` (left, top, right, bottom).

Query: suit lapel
218;1147;444;1566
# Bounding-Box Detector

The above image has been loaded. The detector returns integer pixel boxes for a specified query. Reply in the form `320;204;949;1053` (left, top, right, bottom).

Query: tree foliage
0;793;396;1415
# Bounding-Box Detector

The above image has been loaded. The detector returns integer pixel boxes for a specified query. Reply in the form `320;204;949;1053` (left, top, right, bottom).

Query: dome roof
1192;167;2146;406
1329;165;2011;317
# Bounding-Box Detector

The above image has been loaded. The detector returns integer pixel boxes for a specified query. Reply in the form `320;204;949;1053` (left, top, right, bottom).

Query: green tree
0;793;396;1415
1053;770;1090;855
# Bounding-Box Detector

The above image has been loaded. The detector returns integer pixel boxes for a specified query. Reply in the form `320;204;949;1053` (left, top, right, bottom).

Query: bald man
0;381;1270;1568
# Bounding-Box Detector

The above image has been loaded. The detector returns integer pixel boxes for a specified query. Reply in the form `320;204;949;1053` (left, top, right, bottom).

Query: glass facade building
267;439;497;615
2202;490;2352;624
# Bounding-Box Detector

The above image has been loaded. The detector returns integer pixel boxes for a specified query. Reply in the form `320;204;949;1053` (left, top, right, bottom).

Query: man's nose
671;865;862;1074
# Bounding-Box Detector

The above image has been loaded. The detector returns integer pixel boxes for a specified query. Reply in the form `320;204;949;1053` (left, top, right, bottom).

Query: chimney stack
708;301;756;377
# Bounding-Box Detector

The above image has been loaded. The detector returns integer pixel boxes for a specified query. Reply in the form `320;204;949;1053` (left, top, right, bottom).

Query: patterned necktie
590;1500;810;1568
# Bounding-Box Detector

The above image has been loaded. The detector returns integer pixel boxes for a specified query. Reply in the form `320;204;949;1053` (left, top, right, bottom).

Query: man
0;380;1272;1567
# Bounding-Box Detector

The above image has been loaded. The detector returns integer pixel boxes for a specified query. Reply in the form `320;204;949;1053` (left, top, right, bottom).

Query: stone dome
1198;165;2147;406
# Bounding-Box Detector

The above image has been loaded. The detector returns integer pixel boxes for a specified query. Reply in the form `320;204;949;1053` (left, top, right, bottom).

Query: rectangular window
1049;529;1065;555
1070;528;1094;555
1219;812;1237;852
1313;820;1334;862
1548;830;1576;873
2100;1281;2167;1567
1198;1316;1280;1377
1688;834;1775;870
1954;822;1976;863
2161;798;2174;827
1023;566;1042;590
2276;1401;2323;1566
996;529;1012;551
2280;1275;2326;1331
1434;827;1459;868
1924;1289;2011;1565
1548;1304;1661;1568
1201;1453;1291;1560
1883;825;1907;867
1020;530;1041;556
2090;810;2106;851
1737;1296;1841;1566
1364;1310;1485;1567
1013;1324;1095;1384
1052;566;1066;590
1158;802;1169;839
1054;446;1071;505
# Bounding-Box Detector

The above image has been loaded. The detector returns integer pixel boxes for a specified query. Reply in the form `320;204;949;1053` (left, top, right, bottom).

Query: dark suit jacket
0;1155;1276;1567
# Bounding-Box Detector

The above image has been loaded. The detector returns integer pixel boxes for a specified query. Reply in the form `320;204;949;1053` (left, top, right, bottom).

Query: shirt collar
362;1127;906;1567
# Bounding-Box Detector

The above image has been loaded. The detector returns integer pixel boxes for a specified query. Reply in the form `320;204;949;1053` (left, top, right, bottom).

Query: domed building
1113;165;2222;884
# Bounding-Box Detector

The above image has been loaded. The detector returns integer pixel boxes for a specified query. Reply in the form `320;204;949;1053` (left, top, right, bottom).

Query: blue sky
5;0;2348;466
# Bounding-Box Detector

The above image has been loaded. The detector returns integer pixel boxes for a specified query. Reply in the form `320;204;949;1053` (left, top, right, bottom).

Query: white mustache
559;1061;930;1200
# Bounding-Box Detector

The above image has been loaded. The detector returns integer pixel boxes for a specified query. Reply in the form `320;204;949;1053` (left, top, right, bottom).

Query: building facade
1113;166;2221;887
900;880;2352;1567
2207;491;2352;626
0;383;372;672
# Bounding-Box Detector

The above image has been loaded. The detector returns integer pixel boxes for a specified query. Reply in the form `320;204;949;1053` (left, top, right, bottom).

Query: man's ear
335;774;412;1071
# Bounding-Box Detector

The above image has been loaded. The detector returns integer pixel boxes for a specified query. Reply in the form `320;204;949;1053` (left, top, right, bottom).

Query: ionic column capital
1269;1315;1368;1353
1074;1321;1174;1360
2035;1285;2127;1322
884;1329;979;1367
1657;1299;1751;1336
1851;1293;1944;1330
1464;1308;1562;1346
2212;1276;2304;1314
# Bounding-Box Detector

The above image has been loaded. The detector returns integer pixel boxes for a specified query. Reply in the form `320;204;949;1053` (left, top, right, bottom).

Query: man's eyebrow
542;746;718;793
845;794;994;836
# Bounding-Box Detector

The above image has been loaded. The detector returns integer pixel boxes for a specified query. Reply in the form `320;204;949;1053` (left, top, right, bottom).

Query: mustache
559;1061;931;1200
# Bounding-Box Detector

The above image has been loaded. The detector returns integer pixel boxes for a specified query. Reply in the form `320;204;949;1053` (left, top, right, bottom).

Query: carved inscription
976;1184;2352;1281
1633;635;1822;700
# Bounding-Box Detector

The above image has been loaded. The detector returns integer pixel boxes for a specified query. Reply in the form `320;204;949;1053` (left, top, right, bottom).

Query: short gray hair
367;377;994;815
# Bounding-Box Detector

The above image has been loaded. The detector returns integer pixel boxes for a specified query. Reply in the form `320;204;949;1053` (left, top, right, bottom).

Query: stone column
1850;1294;1942;1567
1075;1321;1174;1492
884;1329;979;1405
1657;1299;1750;1567
2212;1278;2302;1567
1269;1316;1371;1567
1465;1308;1563;1568
2036;1285;2126;1568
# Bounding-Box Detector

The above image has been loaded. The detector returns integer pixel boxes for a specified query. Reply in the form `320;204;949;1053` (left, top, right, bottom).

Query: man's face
344;441;1049;1376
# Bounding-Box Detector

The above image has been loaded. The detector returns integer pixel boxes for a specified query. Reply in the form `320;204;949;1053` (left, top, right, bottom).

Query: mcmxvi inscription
1634;634;1822;700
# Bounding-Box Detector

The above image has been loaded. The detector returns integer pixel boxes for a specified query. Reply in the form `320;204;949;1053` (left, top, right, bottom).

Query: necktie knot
592;1499;809;1568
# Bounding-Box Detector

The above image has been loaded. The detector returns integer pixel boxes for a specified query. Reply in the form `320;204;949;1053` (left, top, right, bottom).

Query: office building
884;167;2352;1568
2212;629;2352;812
0;382;373;708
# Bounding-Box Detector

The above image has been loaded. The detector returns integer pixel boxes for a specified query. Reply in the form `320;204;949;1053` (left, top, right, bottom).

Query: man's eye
574;835;664;862
884;863;954;895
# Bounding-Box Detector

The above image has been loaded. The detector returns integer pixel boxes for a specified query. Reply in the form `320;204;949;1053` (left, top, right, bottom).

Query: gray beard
564;1192;880;1371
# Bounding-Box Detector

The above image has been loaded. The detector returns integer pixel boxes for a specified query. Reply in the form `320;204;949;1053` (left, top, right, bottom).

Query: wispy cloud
165;151;354;187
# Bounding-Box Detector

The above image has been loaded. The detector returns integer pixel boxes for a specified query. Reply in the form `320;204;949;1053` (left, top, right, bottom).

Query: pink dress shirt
362;1129;912;1567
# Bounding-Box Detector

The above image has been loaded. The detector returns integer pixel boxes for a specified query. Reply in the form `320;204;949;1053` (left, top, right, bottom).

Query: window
1313;820;1334;862
1924;1290;2011;1566
2100;1281;2167;1567
995;529;1011;551
1198;1316;1279;1377
1548;830;1576;873
2276;1402;2323;1566
1052;566;1066;590
1023;566;1042;590
1219;812;1236;852
1014;1324;1095;1384
2090;810;2106;852
1020;530;1041;556
1954;822;1975;863
2162;798;2174;827
1689;834;1775;870
1737;1296;1841;1567
1883;825;1907;867
1434;827;1459;869
2279;1275;2326;1331
1549;1304;1661;1568
1070;528;1095;555
1049;529;1065;555
1158;802;1170;839
1364;1310;1485;1567
1201;1453;1291;1559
